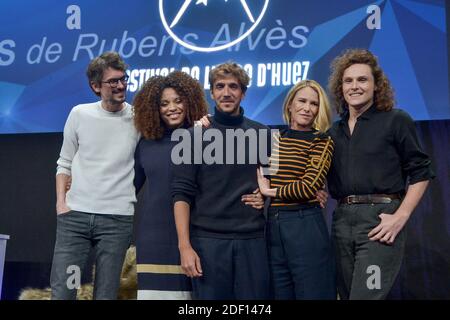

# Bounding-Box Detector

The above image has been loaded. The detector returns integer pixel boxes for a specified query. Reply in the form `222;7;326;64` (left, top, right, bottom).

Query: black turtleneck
171;106;270;239
213;106;244;126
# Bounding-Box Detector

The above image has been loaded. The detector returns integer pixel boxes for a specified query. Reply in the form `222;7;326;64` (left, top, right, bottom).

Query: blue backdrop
0;0;448;133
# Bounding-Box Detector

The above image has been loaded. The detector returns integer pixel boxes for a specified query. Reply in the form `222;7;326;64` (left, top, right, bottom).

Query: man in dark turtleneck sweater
172;62;271;300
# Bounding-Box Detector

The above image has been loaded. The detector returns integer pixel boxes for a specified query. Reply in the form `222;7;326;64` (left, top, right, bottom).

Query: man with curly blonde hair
327;49;434;299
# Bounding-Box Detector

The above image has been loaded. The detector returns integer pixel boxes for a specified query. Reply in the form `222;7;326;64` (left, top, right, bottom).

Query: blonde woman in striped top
257;80;336;299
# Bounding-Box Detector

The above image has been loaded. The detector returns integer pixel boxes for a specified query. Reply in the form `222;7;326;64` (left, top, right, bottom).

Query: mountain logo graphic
159;0;270;52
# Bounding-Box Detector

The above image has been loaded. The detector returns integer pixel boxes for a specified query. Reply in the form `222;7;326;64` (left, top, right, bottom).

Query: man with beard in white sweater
50;52;140;300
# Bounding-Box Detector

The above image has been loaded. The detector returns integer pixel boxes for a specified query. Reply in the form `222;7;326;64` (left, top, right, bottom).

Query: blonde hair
282;80;332;132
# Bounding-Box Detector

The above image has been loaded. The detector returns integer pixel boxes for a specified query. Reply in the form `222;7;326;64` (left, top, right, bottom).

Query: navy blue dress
134;131;192;299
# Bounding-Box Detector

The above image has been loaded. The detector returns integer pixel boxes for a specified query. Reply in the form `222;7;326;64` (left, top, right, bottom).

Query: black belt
339;194;401;205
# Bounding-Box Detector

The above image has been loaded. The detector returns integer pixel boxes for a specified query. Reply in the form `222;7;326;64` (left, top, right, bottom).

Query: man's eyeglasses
102;75;129;88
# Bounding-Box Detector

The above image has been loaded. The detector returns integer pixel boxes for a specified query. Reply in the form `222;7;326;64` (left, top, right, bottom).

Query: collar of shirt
338;104;379;128
338;104;379;138
213;106;244;126
287;127;316;136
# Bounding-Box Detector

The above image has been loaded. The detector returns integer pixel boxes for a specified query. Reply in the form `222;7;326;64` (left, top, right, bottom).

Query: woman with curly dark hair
327;49;434;299
133;71;208;140
132;71;209;299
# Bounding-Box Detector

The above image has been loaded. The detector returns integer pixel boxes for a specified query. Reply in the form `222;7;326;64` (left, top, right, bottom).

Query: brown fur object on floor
18;246;137;300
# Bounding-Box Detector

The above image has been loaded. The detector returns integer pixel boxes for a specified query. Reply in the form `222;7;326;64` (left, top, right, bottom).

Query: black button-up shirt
327;105;434;200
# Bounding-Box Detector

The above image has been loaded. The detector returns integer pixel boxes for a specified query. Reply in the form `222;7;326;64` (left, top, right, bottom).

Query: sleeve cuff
275;187;283;199
409;170;435;185
56;167;71;176
173;194;193;207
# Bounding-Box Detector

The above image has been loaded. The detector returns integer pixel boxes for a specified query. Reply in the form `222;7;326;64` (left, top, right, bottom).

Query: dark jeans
267;207;336;300
50;210;133;300
332;200;406;300
190;237;271;300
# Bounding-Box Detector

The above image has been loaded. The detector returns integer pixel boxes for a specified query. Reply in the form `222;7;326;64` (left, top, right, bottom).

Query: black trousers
267;207;336;299
190;236;271;300
332;199;406;300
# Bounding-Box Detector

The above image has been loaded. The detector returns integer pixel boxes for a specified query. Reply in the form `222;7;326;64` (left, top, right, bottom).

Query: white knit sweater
56;101;140;215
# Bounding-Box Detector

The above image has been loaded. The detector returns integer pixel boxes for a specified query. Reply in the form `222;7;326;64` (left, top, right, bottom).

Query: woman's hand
194;114;212;128
315;190;328;208
257;167;276;198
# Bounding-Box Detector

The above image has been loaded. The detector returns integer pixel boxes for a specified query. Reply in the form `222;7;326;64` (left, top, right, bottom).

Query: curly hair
133;71;209;140
209;61;250;93
328;49;395;115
